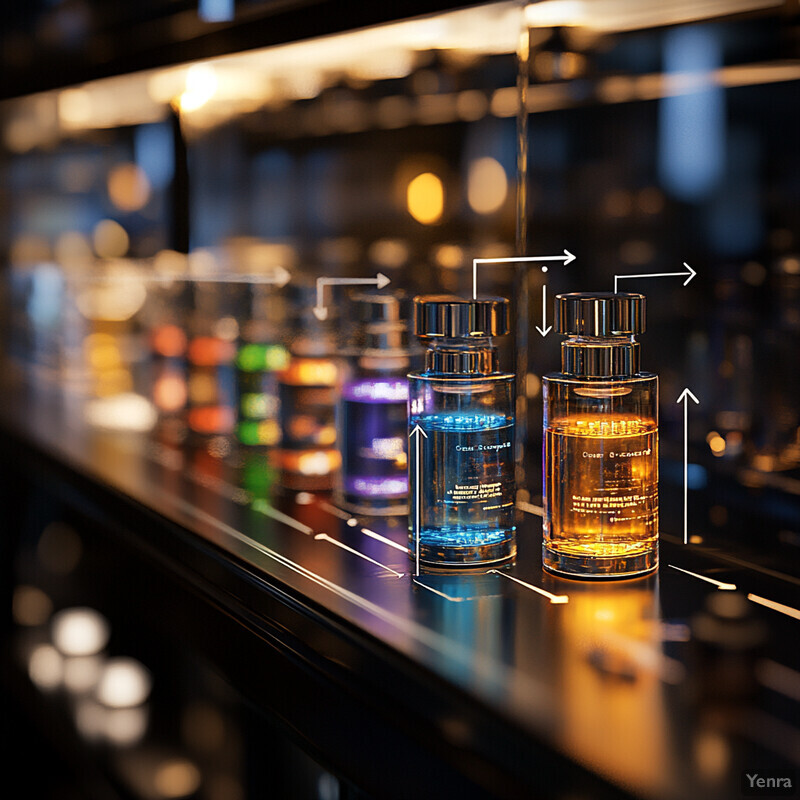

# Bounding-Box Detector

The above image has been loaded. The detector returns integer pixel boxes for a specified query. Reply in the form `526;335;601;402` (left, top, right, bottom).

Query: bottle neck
425;337;498;374
561;335;640;378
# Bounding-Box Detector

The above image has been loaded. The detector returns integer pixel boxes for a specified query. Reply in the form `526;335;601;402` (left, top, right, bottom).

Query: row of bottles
150;281;660;581
7;256;659;581
146;279;418;513
410;292;658;579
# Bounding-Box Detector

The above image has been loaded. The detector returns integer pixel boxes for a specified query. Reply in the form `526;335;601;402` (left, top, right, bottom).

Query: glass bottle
145;276;192;439
338;291;418;515
235;286;289;448
542;292;658;578
186;282;239;441
408;296;516;567
275;285;343;491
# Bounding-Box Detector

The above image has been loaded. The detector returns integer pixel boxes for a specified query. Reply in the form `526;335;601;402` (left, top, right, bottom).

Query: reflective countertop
2;373;799;800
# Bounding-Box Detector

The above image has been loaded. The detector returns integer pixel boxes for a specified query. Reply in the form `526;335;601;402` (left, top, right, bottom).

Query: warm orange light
407;172;444;225
433;244;465;270
187;337;236;366
178;64;218;113
92;220;129;259
188;372;218;405
85;333;122;371
288;415;319;440
276;449;341;474
153;374;188;412
187;406;235;434
298;451;340;475
257;420;281;446
153;759;201;799
317;425;337;446
280;359;339;387
151;324;188;358
58;89;93;125
708;434;726;456
107;163;151;212
95;369;133;397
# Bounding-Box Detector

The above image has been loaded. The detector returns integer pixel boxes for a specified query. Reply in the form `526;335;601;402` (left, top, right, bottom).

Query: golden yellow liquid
544;415;658;564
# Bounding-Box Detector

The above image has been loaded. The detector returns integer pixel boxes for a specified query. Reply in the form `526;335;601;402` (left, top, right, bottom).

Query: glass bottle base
542;542;657;579
409;530;516;567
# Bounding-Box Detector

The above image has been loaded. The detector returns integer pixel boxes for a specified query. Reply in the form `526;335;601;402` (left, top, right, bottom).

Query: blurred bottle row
4;241;450;514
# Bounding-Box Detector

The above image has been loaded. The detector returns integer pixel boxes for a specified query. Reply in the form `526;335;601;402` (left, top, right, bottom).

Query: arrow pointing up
677;387;700;545
409;424;428;576
409;423;428;439
313;273;390;320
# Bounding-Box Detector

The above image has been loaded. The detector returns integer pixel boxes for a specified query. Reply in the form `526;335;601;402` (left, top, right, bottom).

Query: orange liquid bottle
543;292;658;578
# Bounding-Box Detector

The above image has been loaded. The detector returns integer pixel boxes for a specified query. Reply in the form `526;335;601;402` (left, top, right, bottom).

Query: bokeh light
407;172;444;225
108;163;152;212
52;607;111;657
96;657;152;708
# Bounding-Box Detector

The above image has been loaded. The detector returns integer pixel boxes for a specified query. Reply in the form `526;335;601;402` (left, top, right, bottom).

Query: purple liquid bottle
338;292;418;516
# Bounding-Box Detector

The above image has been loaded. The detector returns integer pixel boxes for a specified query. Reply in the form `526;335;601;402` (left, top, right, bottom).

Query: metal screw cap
413;295;510;338
555;292;645;336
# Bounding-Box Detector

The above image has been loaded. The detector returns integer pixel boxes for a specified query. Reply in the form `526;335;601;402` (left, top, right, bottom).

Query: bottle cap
414;295;510;338
555;292;645;336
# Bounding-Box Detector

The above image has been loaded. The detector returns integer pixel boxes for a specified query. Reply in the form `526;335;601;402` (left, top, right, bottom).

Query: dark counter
2;373;799;800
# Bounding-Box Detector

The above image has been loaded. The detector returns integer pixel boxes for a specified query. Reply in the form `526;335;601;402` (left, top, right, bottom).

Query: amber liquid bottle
543;292;658;578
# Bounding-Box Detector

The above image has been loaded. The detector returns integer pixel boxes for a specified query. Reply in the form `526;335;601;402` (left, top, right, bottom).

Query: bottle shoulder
408;371;514;383
543;371;657;385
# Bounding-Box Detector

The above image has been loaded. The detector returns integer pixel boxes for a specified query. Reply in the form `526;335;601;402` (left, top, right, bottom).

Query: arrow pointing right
81;267;292;287
677;387;700;545
472;249;575;299
614;262;696;294
409;423;428;576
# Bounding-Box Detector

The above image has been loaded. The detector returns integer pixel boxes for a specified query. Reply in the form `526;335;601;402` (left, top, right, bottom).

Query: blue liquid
409;411;515;564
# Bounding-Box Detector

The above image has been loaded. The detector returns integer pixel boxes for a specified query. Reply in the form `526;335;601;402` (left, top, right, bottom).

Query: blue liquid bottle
408;296;516;567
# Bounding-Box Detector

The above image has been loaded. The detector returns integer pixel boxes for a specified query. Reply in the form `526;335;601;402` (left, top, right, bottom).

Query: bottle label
441;426;514;512
545;418;658;535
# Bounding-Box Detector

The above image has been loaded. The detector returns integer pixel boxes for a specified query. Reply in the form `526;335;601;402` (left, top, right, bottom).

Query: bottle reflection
537;573;672;797
413;571;515;690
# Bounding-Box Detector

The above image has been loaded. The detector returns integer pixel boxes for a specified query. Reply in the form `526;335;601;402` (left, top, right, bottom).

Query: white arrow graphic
535;284;552;337
472;249;575;299
677;387;700;545
487;570;569;604
81;267;292;287
313;273;390;320
614;262;696;294
668;565;736;591
409;423;428;576
314;533;404;578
